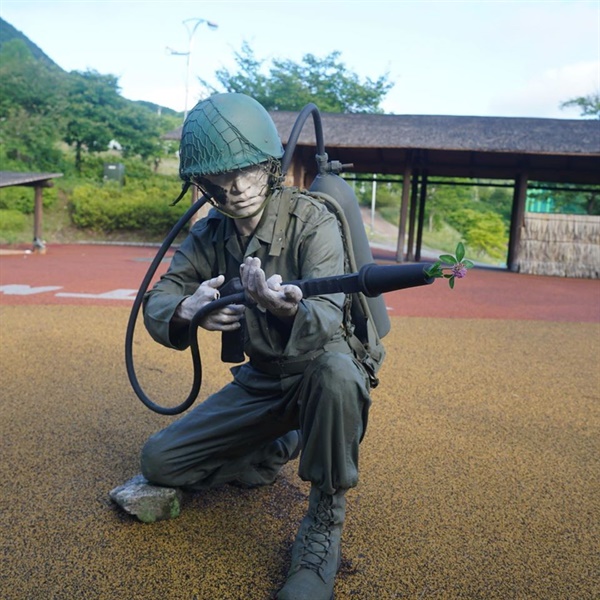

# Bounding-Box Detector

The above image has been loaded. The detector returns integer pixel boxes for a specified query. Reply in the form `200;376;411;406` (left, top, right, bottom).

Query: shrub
448;208;507;259
0;209;27;237
0;185;58;214
69;177;188;235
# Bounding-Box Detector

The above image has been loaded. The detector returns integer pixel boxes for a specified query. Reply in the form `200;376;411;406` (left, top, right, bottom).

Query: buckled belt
250;349;324;375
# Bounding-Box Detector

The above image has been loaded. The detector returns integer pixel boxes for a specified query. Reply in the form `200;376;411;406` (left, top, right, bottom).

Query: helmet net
180;99;276;181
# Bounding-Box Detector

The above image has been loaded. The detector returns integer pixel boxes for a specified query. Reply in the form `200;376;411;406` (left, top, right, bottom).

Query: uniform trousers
141;351;371;495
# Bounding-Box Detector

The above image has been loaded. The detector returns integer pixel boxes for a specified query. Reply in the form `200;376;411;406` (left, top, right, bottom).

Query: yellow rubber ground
1;305;598;599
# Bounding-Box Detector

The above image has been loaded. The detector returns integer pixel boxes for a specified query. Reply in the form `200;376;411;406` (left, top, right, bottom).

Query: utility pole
166;18;218;123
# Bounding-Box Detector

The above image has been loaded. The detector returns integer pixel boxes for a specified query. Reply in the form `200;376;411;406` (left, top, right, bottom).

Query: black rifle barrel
303;262;435;297
214;262;434;303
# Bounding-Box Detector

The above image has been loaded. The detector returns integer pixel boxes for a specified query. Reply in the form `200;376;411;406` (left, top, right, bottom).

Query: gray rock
109;474;183;523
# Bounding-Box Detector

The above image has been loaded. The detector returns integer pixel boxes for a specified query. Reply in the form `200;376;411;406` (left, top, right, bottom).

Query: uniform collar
228;189;283;239
213;189;285;261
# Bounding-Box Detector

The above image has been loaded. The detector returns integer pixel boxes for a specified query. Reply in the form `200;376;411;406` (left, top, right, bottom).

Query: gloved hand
176;275;245;331
240;257;302;319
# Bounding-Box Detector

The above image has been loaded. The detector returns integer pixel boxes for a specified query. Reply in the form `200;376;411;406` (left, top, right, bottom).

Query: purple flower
428;244;473;289
452;263;468;279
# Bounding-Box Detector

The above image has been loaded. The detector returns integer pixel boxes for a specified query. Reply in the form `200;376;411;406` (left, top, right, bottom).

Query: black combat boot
277;485;346;600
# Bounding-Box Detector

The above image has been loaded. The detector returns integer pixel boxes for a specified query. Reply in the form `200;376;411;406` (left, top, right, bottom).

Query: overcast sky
1;0;598;119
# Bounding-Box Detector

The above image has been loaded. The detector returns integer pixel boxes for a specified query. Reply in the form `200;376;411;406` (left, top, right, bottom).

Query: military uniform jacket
143;188;349;365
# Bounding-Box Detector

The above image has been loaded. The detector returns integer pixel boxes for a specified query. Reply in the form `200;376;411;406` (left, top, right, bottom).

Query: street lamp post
167;18;218;123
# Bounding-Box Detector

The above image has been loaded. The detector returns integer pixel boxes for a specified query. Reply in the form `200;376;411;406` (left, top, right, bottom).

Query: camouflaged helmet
179;93;284;183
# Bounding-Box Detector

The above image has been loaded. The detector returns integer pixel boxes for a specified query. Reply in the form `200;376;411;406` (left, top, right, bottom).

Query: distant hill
130;100;180;118
0;17;181;117
0;18;63;70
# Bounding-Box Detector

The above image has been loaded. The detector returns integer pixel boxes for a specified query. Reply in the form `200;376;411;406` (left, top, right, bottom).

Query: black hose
124;195;209;415
281;103;324;175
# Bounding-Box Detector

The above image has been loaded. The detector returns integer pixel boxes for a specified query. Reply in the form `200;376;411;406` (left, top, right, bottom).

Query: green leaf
424;261;439;276
456;242;465;262
463;259;475;269
439;254;457;265
448;276;455;289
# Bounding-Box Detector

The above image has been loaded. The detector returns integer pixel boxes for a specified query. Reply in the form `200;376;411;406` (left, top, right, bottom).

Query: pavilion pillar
33;185;46;254
507;170;529;272
406;168;420;262
396;153;413;262
415;170;429;262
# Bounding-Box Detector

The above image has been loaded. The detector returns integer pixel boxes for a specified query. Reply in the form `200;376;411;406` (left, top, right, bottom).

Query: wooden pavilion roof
165;113;600;185
0;171;63;188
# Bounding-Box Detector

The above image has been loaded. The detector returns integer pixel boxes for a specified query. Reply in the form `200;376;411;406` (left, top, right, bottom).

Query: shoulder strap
269;188;295;257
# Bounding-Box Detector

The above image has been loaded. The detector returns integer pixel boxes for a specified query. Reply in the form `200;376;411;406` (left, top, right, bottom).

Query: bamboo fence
519;213;599;278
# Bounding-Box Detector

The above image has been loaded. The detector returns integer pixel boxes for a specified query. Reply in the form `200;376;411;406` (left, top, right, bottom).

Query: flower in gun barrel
424;242;474;289
452;263;468;279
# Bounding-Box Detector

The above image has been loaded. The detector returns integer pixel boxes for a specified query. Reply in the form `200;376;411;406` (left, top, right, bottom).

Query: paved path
1;243;598;322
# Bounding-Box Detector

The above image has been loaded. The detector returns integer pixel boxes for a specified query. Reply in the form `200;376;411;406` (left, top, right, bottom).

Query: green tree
372;180;403;209
63;70;124;171
0;39;66;169
450;208;507;260
210;42;393;113
63;70;163;171
425;181;472;232
560;92;600;119
479;184;513;222
112;103;162;161
0;107;64;169
0;39;66;117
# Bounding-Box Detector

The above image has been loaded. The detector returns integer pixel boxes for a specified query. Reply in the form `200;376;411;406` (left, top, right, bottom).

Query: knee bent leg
306;352;369;398
140;433;174;486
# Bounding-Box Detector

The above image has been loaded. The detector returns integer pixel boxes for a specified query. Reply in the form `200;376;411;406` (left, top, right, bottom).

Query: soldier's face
201;165;269;218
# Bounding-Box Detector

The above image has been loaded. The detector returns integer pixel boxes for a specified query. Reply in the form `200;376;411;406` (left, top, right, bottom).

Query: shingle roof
164;112;600;184
270;113;600;156
165;112;599;156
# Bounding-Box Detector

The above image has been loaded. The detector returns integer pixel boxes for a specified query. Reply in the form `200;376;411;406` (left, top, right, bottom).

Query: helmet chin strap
170;181;191;206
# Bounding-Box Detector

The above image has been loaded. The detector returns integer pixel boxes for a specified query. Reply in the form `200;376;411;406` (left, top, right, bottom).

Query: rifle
128;261;433;415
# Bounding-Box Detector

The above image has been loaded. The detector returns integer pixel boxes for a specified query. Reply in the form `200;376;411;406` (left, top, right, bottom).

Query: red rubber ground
1;243;598;322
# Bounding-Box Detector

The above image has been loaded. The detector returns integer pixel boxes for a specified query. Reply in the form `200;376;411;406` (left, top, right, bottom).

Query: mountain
0;18;63;70
0;17;180;117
